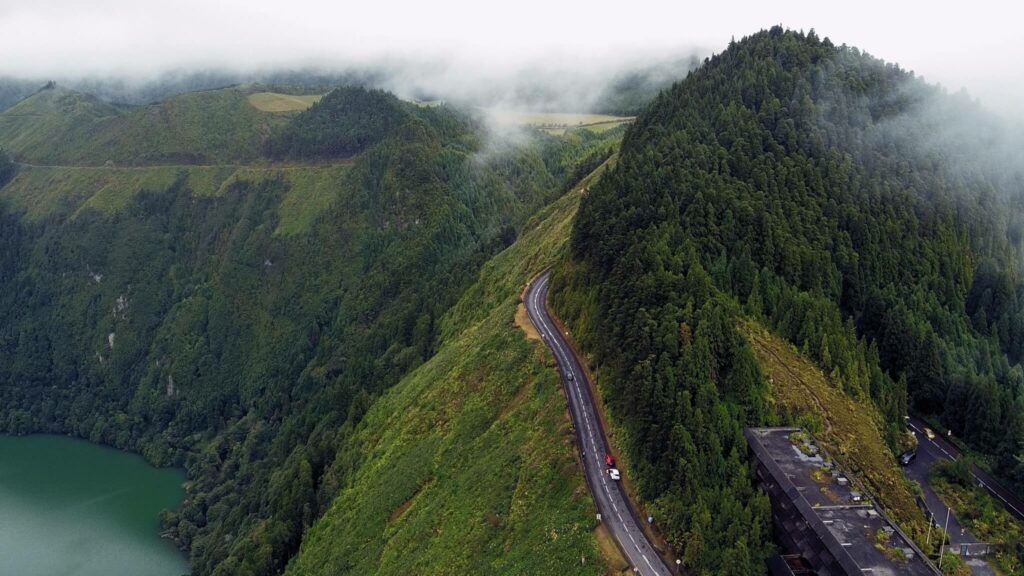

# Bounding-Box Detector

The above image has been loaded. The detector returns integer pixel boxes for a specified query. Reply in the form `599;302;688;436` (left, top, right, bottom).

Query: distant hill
0;78;49;112
0;86;124;161
0;69;378;111
554;26;1024;573
590;55;701;115
0;84;286;165
264;86;412;160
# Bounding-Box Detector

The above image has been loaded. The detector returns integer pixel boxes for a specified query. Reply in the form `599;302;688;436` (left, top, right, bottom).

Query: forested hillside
553;27;1024;573
264;87;411;159
0;84;621;576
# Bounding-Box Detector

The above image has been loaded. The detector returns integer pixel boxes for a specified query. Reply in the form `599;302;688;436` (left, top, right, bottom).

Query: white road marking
983;485;1024;517
527;274;666;575
908;420;1024;520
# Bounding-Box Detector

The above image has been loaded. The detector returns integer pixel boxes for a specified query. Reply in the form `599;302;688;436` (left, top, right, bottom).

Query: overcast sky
1;0;1021;117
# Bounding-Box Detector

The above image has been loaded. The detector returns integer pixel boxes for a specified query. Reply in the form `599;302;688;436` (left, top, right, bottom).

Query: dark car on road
899;449;917;466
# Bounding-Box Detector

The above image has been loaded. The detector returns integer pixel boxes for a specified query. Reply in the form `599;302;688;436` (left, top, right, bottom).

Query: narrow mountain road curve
903;420;995;575
908;416;1024;523
525;271;673;576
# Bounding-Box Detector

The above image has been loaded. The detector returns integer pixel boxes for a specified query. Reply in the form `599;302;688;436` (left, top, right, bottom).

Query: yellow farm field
247;92;323;112
484;108;633;134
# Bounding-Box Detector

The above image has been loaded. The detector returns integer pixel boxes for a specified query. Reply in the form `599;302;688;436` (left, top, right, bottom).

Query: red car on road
605;453;615;467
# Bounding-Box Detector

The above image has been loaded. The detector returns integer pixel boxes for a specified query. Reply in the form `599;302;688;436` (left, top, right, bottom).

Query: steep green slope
288;164;607;575
0;149;13;186
553;27;1024;572
0;163;349;233
0;78;43;112
0;85;281;165
0;84;622;576
90;86;279;164
0;87;124;162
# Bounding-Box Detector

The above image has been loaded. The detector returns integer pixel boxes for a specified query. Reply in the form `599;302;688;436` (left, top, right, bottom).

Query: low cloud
1;1;1021;118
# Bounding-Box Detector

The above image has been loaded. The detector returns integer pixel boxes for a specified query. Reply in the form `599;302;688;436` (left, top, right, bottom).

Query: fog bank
1;1;1022;118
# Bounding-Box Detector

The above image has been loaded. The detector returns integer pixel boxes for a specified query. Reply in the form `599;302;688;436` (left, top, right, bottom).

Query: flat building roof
746;427;938;576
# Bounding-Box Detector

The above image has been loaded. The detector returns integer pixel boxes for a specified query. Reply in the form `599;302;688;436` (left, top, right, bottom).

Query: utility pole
925;512;934;548
938;507;951;568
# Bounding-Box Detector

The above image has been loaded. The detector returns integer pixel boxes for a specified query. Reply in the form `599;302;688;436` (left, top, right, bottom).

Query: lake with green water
0;434;189;576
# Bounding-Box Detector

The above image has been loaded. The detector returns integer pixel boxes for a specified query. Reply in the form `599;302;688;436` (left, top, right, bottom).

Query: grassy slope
484;109;634;136
0;88;122;162
930;470;1024;574
0;86;281;165
0;163;349;236
90;87;278;164
742;321;932;544
247;92;323;112
286;163;614;576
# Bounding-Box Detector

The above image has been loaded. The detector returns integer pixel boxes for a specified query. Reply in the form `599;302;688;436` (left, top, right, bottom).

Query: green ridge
288;172;607;574
552;26;1024;574
0;86;281;165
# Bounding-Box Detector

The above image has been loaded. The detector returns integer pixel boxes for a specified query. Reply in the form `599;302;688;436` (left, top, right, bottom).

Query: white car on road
608;468;621;481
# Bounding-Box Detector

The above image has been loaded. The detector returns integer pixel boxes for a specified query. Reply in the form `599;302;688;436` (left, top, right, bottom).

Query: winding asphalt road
908;416;1024;523
526;271;672;576
904;420;994;575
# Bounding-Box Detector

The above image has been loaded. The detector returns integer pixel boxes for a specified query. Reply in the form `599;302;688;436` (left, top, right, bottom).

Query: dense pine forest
0;86;620;575
553;27;1024;573
264;87;411;159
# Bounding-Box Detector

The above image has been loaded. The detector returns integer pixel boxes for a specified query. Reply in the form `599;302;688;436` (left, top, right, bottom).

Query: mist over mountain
0;52;699;119
4;1;1023;119
3;3;1024;574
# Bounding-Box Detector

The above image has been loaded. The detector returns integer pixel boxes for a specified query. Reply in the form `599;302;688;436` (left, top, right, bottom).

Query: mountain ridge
553;26;1024;573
